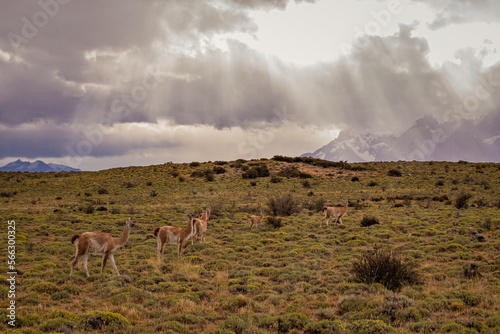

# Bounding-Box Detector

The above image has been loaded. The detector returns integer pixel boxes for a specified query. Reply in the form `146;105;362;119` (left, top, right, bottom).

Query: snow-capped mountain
0;159;81;172
303;114;500;163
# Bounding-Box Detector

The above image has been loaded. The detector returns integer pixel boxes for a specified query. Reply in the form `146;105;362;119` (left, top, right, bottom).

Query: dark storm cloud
0;0;312;129
412;0;500;29
0;123;179;159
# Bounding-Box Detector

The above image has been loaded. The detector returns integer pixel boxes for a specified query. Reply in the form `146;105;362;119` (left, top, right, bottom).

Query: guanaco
321;199;349;227
70;217;135;277
249;209;264;229
154;213;196;258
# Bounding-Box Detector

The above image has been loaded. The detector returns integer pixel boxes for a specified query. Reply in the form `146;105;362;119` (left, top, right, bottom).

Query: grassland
0;158;499;333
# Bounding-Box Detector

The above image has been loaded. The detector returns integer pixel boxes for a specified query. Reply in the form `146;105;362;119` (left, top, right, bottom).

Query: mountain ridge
303;114;500;163
0;159;81;172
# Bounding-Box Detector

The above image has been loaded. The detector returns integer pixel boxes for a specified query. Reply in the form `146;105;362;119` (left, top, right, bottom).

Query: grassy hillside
0;158;499;333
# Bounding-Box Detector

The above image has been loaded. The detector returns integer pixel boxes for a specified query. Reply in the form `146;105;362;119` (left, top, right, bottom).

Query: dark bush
267;216;283;228
189;161;201;167
387;169;402;177
123;182;134;189
270;176;282;183
190;170;205;177
204;170;215;182
97;188;109;194
367;181;378;187
432;195;448;202
455;192;472;209
301;180;311;188
435;180;444;186
81;204;95;214
213;166;226;174
351;176;359;182
360;216;380;227
242;164;270;179
463;263;482;279
150;190;158;197
303;197;325;212
267;193;300;216
350;248;422;291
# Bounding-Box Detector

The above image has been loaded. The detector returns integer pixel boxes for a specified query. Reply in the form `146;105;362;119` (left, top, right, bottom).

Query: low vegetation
0;159;499;333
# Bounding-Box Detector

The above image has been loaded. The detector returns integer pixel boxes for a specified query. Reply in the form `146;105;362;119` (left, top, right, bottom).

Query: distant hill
0;159;81;172
303;114;500;163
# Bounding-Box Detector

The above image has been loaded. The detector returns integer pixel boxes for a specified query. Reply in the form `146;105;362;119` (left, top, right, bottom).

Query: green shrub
97;187;109;194
39;318;77;332
79;311;129;332
450;290;484;307
32;282;59;294
304;320;346;334
219;315;249;334
409;321;439;333
387;169;402;177
441;321;463;332
347;319;392;334
276;313;310;332
242;164;270;179
23;292;42;305
267;216;283;228
486;315;500;328
270;176;282;183
213;166;226;174
463;263;482;279
155;320;190;334
267;193;300;216
51;290;71;301
350;248;423;291
360;215;380;227
455;191;472;209
337;296;367;315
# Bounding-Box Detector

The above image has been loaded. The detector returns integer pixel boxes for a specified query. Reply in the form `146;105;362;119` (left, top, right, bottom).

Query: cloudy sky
0;0;499;170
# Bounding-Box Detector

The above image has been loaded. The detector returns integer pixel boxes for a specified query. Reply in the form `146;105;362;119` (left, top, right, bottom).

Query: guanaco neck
187;217;195;236
115;224;131;247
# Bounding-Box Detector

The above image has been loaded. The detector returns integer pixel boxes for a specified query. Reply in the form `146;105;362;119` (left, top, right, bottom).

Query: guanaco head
126;217;136;229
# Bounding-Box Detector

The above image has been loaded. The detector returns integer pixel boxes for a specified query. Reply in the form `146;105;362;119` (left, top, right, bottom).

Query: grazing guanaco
154;213;196;258
321;199;349;227
249;209;264;229
70;217;135;277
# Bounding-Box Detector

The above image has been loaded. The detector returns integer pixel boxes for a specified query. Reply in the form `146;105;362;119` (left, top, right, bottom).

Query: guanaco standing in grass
192;209;210;244
321;199;349;227
70;217;135;277
154;213;196;258
249;209;264;229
